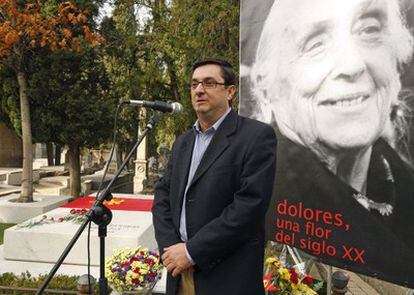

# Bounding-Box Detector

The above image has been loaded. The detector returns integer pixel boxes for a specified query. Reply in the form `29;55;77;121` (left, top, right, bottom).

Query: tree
1;48;114;198
144;0;240;148
32;49;114;197
99;0;239;155
0;0;102;201
100;2;143;165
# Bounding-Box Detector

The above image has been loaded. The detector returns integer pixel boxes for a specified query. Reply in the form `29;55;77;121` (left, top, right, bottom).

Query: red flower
149;271;155;278
303;275;313;286
81;208;87;214
76;209;81;214
133;268;140;274
290;270;298;284
265;282;279;292
131;278;139;284
121;263;130;268
70;209;76;214
130;257;139;263
145;258;153;265
58;217;64;222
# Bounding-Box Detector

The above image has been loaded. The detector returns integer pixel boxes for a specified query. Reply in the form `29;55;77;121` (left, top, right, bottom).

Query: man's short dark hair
192;58;237;86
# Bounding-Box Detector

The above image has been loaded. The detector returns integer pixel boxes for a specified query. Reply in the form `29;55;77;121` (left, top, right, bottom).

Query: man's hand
162;243;192;277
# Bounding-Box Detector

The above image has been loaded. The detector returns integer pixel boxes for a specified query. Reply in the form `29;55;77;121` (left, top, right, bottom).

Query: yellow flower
278;268;290;280
292;282;317;295
265;257;282;268
105;246;163;291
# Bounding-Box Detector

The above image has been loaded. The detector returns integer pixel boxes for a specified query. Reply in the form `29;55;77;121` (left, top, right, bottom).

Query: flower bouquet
105;246;162;294
263;257;324;294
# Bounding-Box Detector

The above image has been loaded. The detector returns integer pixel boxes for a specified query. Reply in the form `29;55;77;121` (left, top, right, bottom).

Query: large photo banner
240;0;414;288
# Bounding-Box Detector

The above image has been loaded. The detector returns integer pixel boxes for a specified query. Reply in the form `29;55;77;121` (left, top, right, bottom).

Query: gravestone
3;197;157;265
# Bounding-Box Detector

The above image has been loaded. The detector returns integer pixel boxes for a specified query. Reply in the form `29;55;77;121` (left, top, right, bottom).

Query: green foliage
0;271;83;292
32;49;114;148
100;0;239;154
100;2;143;159
0;223;15;245
151;0;239;149
1;0;240;158
0;48;115;147
0;67;20;133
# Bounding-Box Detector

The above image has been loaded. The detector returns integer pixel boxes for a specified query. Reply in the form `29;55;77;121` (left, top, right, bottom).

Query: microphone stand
37;113;161;295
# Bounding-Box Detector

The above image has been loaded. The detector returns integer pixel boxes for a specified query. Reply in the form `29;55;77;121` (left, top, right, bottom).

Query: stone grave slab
0;168;40;185
0;172;6;182
33;158;49;169
3;198;157;266
0;194;71;223
0;183;21;197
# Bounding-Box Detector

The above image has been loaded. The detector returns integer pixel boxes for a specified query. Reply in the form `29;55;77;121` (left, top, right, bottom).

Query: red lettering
342;246;353;260
354;248;366;264
277;199;287;215
288;204;298;217
322;211;333;225
334;213;344;227
342;246;365;264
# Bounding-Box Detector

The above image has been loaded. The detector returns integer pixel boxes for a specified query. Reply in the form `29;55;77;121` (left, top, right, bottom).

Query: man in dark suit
152;59;277;295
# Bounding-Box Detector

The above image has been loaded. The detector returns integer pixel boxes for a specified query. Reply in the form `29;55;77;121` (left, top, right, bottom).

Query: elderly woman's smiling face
264;0;404;155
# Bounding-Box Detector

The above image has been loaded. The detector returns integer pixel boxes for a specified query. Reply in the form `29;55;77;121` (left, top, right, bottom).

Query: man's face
269;0;401;154
191;64;233;120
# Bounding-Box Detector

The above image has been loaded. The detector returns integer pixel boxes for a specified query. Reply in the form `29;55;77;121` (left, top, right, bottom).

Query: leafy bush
0;272;99;294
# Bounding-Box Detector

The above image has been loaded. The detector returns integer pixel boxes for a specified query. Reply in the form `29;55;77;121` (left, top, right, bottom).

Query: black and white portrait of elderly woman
241;0;414;288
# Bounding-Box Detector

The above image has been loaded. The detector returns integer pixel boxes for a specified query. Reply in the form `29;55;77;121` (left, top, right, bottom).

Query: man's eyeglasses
189;80;227;90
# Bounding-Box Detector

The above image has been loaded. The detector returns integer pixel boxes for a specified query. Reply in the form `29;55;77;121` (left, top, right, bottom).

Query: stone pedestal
0;168;40;185
34;143;47;159
134;127;147;193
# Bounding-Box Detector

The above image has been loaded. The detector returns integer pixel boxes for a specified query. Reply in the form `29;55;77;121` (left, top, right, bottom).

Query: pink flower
70;209;76;214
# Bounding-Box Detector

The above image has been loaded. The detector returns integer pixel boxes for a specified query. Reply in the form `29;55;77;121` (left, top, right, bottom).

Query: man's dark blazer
152;110;277;295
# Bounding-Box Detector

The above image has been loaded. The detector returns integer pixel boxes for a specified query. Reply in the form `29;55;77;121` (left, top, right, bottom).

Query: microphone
128;100;184;115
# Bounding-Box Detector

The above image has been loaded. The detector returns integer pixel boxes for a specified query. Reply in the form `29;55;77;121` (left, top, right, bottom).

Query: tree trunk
165;56;180;102
17;70;33;203
55;144;62;165
116;146;122;171
68;143;81;198
46;142;54;166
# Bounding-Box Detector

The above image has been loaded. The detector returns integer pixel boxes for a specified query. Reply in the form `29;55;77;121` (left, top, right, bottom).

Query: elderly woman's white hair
250;0;413;150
